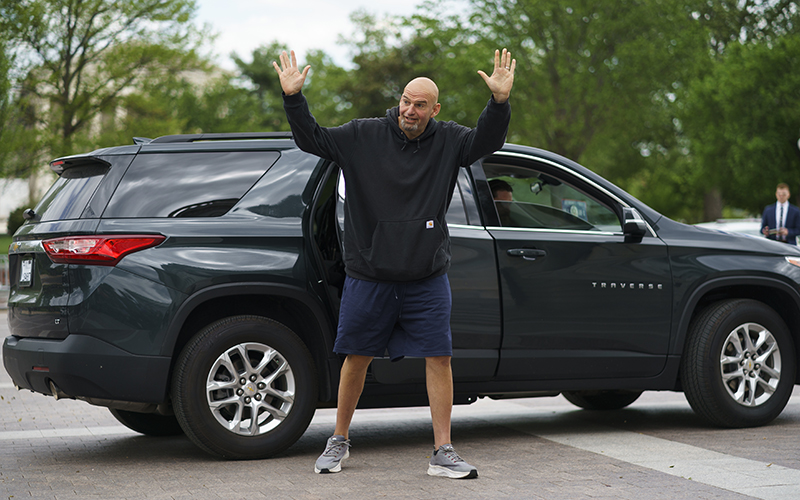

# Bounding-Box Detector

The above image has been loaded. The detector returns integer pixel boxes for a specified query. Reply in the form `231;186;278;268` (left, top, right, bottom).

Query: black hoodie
283;91;511;282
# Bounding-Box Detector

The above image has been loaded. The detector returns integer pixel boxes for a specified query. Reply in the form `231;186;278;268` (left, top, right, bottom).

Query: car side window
103;152;278;218
336;169;346;235
445;181;469;225
484;163;621;232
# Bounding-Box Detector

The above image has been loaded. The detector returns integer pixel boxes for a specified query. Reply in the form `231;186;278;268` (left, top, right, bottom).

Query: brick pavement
2;310;798;499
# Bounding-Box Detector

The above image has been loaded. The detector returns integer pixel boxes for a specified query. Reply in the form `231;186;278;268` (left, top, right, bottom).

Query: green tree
339;12;426;119
673;0;800;220
337;10;500;124
687;0;799;54
681;35;800;215
233;41;290;130
233;43;357;129
91;70;268;146
0;37;19;175
0;34;41;203
302;49;360;127
460;0;705;168
408;0;799;221
1;0;208;163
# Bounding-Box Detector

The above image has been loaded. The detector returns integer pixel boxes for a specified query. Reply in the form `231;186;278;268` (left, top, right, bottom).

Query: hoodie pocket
359;218;447;281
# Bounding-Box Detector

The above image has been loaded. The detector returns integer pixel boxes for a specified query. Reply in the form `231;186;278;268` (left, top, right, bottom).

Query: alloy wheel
719;322;782;407
206;342;296;435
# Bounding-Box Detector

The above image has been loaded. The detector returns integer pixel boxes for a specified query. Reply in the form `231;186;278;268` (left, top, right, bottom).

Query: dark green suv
4;132;799;459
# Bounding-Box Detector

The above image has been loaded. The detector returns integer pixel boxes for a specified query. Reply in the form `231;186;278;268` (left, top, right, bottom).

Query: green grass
1;234;13;254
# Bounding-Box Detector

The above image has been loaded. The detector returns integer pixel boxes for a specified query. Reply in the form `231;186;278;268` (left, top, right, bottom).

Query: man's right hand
478;48;516;104
273;50;311;96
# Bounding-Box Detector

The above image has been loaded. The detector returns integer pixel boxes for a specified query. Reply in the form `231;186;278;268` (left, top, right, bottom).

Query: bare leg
426;355;453;448
334;354;373;438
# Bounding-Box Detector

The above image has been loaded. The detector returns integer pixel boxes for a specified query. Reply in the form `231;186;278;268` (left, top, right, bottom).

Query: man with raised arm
273;48;515;479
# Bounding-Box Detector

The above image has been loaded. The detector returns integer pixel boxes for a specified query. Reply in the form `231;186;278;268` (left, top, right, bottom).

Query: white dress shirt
777;201;789;240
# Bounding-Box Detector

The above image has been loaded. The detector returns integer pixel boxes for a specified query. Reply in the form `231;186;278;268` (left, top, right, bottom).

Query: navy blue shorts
334;274;453;360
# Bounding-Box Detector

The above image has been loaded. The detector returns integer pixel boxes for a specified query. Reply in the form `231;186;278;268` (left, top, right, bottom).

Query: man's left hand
478;48;516;104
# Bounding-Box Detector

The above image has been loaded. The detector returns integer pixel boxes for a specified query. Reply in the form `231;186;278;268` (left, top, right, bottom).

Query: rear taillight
42;235;166;266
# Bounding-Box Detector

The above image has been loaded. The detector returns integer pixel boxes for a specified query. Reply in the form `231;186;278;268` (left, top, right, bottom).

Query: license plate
19;257;33;287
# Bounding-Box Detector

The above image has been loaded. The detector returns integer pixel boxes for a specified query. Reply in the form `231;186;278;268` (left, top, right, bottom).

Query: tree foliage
232;42;359;129
232;41;290;130
682;35;800;214
467;1;693;159
1;0;207;165
687;0;799;53
0;36;19;176
0;29;40;179
302;49;360;127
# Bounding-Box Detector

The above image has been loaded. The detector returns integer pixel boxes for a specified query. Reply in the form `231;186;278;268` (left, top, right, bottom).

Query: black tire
109;408;184;436
562;390;643;410
681;299;796;428
172;315;318;459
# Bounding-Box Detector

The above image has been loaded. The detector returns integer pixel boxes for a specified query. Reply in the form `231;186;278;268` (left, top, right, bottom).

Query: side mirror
622;207;647;240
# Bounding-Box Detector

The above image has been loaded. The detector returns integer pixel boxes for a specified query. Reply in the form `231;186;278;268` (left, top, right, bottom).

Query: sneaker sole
427;464;478;479
314;450;349;474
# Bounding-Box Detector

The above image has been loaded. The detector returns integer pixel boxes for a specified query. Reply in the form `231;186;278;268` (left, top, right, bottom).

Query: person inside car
489;178;515;227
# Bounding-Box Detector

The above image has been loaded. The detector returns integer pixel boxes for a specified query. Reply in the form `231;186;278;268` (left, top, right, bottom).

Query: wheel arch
674;276;800;385
163;283;338;402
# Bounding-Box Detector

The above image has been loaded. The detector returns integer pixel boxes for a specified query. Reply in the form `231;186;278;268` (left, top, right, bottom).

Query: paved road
2;310;799;499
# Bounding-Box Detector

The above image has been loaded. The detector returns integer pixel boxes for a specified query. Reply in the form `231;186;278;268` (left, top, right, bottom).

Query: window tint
484;163;621;232
103;152;277;218
445;182;469;225
456;167;481;225
336;169;346;233
35;163;109;221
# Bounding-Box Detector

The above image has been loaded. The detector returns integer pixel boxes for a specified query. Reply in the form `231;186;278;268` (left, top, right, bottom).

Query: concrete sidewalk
2;310;799;499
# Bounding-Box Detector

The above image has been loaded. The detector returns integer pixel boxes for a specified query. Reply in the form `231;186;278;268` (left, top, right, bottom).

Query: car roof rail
133;137;153;145
149;132;293;144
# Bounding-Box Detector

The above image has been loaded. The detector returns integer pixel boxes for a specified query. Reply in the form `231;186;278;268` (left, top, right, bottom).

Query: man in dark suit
761;183;800;245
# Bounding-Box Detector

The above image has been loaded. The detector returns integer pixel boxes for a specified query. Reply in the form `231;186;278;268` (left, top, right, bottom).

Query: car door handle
507;248;547;261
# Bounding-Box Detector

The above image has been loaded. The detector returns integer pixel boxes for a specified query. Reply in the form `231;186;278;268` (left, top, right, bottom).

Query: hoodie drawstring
400;134;421;153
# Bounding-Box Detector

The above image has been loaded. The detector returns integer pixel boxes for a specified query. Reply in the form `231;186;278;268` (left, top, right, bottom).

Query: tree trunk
28;168;39;206
703;187;723;222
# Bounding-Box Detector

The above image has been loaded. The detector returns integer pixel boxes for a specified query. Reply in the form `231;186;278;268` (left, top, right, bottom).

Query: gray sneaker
427;444;478;479
314;435;351;474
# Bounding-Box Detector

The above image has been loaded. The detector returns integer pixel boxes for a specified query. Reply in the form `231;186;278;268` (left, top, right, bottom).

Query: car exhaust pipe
48;380;71;401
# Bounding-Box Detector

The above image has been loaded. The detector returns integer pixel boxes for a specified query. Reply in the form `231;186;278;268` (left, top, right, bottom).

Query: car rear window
102;151;279;218
34;163;109;221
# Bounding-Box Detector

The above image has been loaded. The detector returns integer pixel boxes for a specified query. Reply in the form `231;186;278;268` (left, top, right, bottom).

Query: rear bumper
2;334;171;404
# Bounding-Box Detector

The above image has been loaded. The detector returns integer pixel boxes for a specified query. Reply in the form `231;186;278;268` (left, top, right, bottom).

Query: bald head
398;77;441;140
404;77;439;104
